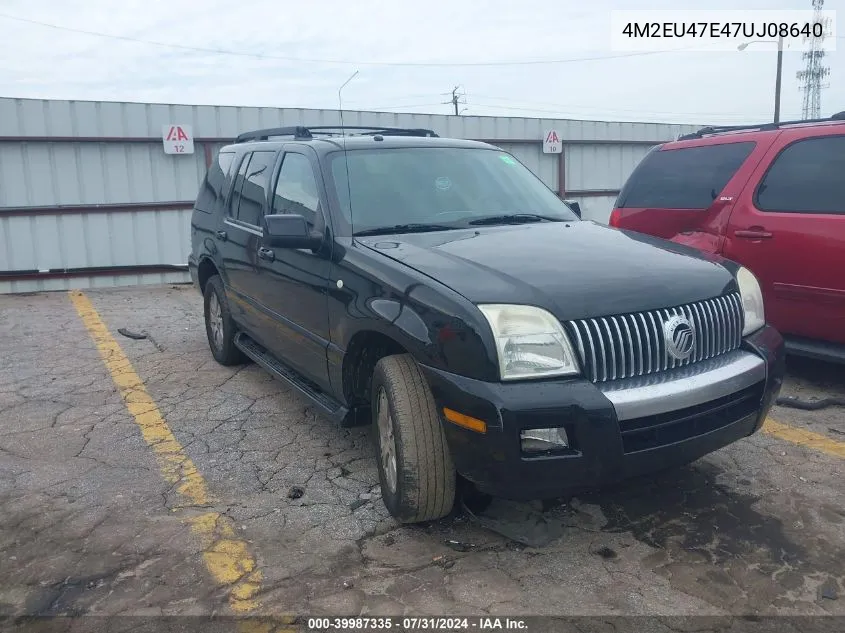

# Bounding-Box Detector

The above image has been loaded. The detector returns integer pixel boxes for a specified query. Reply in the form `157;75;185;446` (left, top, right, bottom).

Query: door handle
216;230;228;241
258;247;275;261
735;229;773;239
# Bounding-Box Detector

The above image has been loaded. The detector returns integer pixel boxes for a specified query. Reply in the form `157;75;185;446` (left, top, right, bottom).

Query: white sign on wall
162;124;194;154
542;129;562;154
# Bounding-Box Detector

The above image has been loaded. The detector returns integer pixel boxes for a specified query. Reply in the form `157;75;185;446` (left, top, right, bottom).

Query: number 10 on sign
543;129;562;154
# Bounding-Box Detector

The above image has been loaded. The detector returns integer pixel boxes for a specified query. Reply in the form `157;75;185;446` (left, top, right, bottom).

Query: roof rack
234;125;439;143
677;110;845;141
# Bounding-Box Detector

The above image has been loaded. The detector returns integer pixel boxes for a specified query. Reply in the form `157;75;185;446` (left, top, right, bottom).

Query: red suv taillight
608;208;623;227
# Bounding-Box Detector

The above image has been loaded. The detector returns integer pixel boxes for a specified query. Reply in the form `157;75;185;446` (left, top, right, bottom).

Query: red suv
609;112;845;364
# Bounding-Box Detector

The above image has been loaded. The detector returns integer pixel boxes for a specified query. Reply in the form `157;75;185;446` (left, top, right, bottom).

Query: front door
253;147;333;392
723;130;845;344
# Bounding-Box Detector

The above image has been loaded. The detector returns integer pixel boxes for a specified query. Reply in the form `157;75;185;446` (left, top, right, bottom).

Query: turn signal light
443;408;487;434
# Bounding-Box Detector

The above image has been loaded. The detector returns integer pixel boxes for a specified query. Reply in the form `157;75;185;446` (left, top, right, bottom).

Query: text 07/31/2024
305;617;529;630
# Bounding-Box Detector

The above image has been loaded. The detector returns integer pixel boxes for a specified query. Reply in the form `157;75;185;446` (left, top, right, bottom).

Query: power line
467;101;780;123
358;102;446;110
467;94;779;119
0;12;709;68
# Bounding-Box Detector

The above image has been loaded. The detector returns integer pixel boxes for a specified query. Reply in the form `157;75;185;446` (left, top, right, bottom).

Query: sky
0;0;841;126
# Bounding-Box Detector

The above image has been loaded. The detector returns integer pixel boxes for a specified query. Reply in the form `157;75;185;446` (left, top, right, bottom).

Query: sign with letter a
542;129;562;154
162;124;194;154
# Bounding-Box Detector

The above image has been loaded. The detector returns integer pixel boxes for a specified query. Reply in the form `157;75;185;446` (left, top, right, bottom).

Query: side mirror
564;199;582;218
263;214;323;249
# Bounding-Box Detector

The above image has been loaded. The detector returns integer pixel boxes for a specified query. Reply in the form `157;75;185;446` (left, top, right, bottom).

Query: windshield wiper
468;213;563;226
353;223;457;237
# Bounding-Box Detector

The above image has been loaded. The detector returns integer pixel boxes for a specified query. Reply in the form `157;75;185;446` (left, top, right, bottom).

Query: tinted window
272;153;321;228
756;136;845;214
329;147;577;233
616;141;756;209
228;153;252;218
235;151;275;227
195;151;235;213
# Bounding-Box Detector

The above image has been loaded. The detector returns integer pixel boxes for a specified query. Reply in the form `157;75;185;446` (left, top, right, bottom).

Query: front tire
203;275;246;366
371;354;456;523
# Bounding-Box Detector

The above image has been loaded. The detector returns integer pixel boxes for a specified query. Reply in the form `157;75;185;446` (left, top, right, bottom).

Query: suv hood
356;221;737;321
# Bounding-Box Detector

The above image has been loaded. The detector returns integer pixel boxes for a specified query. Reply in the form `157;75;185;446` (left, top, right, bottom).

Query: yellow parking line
763;417;845;459
68;290;263;614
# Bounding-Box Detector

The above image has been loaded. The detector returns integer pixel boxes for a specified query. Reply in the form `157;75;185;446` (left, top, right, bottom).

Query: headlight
477;304;580;380
736;266;765;336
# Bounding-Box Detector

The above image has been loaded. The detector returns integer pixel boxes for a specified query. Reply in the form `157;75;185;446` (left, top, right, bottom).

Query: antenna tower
796;0;831;119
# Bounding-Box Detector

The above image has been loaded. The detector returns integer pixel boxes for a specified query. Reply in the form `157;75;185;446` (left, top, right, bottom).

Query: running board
784;336;845;365
234;332;351;425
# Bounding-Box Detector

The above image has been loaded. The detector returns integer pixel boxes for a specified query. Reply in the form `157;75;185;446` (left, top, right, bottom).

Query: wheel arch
341;329;411;409
197;256;220;294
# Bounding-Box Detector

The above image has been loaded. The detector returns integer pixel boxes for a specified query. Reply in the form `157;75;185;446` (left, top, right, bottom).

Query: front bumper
420;325;785;500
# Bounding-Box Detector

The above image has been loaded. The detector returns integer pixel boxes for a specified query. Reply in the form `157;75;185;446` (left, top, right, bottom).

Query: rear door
612;140;765;253
723;130;845;344
220;149;277;333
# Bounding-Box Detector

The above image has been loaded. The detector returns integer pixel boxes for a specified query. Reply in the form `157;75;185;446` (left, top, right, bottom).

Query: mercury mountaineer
189;125;785;523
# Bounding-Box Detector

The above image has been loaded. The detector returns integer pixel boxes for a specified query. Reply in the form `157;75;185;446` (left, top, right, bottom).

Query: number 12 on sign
162;124;195;155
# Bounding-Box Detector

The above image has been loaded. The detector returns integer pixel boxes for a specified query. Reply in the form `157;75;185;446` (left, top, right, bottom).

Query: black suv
189;125;785;523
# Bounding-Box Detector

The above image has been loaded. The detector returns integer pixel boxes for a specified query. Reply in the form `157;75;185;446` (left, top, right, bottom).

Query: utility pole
443;86;467;115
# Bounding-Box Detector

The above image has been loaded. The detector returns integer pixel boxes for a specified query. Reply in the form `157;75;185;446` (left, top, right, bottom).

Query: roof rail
306;126;439;138
677;110;845;141
234;125;438;143
235;126;313;143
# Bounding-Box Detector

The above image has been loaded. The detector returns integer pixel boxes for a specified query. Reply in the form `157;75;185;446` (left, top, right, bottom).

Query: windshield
329;147;578;235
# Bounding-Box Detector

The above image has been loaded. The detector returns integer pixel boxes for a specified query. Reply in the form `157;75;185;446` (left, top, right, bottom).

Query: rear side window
233;151;276;227
756;135;845;214
228;154;252;219
195;151;235;213
616;141;756;209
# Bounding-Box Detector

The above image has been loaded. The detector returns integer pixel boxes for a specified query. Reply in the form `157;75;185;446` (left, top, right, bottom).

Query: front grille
565;293;744;383
618;381;764;453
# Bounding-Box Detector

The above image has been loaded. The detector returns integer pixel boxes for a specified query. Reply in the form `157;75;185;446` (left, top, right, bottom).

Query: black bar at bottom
1;616;844;633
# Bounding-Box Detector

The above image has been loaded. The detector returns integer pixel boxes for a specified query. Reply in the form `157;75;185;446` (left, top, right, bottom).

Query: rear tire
371;354;456;523
203;275;246;366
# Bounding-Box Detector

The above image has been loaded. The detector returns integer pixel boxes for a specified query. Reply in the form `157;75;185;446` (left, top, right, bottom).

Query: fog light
521;427;569;454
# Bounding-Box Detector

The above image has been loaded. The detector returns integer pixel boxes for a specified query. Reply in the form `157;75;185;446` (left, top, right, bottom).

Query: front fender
326;243;500;398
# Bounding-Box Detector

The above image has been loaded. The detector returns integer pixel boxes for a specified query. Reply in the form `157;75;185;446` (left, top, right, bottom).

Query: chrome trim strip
730;294;742;346
582;321;598;383
591;319;607;382
600;350;766;421
715;297;726;355
570;322;586;373
582;320;598;383
691;302;705;362
611;317;627;378
224;218;263;237
637;312;652;375
646;311;660;372
599;318;616;381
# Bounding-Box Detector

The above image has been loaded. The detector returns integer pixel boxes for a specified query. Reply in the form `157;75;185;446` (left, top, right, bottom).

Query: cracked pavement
1;285;843;619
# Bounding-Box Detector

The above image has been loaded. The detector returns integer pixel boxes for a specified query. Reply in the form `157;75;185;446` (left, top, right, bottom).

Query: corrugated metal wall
0;97;701;293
